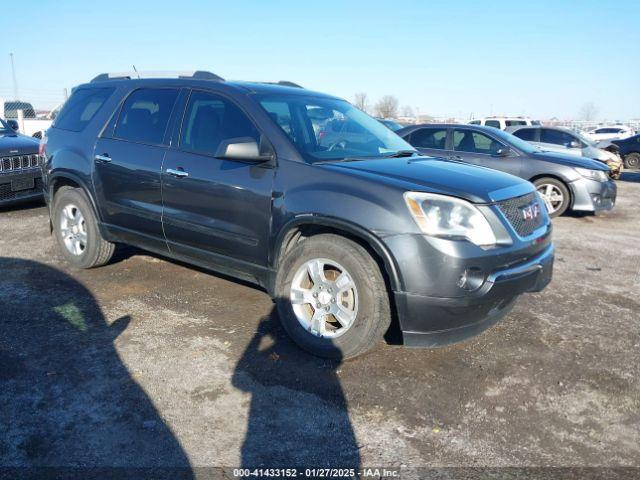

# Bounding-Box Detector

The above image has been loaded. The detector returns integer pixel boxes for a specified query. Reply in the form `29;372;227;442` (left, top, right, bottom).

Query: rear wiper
383;150;418;158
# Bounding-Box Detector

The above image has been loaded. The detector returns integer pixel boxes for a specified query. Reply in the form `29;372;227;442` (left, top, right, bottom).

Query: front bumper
393;243;554;347
0;169;44;206
570;177;617;212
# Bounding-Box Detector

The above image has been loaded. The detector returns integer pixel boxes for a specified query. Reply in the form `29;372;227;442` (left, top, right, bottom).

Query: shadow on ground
232;309;360;470
0;257;193;479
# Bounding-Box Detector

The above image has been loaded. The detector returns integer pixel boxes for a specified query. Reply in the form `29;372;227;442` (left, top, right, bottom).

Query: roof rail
254;80;303;88
90;70;224;82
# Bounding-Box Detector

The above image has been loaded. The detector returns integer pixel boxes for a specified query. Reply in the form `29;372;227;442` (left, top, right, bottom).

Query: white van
470;117;540;130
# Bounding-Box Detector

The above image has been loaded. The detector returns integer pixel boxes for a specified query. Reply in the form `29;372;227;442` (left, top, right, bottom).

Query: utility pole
10;53;19;100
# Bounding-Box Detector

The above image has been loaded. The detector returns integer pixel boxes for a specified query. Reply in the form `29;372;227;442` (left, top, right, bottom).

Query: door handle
166;168;189;178
95;154;112;163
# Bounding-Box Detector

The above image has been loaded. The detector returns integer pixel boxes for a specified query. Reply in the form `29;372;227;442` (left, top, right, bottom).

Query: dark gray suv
42;71;554;358
398;124;617;217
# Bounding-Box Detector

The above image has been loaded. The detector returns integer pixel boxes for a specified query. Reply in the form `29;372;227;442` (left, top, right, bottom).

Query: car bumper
0;170;43;206
570;178;617;212
394;243;554;347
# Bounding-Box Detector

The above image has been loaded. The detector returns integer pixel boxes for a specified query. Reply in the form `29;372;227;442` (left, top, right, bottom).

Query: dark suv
0;118;42;206
43;71;554;358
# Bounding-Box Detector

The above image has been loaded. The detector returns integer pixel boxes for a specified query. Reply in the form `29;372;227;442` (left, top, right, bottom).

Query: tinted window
540;129;576;147
505;120;527;127
513;128;536;141
409;128;448;149
180;90;260;157
453;130;503;155
469;120;480;125
53;88;114;132
114;88;179;144
485;120;500;129
3;101;36;119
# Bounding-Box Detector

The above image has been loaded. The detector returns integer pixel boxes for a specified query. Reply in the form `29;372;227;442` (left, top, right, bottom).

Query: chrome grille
497;192;545;237
0;154;41;173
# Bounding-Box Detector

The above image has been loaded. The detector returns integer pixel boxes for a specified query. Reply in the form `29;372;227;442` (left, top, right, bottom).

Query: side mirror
569;140;581;148
493;146;511;157
215;137;273;163
7;119;19;132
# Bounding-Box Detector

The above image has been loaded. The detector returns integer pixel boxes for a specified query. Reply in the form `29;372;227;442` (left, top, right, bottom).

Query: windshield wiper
383;150;418;158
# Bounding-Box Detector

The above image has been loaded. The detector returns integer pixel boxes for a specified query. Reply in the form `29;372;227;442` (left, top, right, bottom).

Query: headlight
575;167;608;182
404;192;497;246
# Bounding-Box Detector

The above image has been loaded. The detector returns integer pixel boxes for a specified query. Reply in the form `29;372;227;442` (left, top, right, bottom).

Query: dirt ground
1;173;639;479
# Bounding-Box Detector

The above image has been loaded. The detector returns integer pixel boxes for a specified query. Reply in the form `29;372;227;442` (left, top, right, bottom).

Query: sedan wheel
537;184;564;214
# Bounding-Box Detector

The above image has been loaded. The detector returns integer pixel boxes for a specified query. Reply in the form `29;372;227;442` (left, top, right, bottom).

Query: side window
540;129;575;147
513;128;536;141
453;130;503;155
53;88;114;132
485;120;501;129
505;120;527;127
180;90;260;157
114;88;179;144
469;120;480;125
409;128;448;149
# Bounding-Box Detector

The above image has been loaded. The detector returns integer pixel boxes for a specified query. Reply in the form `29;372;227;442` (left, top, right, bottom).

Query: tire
624;152;640;170
533;177;570;218
53;187;115;269
275;234;391;359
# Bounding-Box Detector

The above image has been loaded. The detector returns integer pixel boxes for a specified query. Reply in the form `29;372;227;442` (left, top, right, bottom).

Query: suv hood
531;150;609;170
0;133;39;156
320;156;533;203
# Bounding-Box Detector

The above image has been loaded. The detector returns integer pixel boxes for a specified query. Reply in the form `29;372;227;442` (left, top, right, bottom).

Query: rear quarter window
53;88;115;132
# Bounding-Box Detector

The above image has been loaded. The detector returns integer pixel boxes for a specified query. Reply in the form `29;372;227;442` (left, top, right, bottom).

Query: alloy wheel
60;204;87;256
289;258;358;338
537;184;564;214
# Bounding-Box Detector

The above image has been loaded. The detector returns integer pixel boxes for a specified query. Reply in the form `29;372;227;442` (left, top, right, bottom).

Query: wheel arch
272;216;403;293
49;172;104;230
529;174;574;208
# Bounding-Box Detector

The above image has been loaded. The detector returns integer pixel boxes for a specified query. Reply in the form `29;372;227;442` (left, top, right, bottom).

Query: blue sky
2;0;639;120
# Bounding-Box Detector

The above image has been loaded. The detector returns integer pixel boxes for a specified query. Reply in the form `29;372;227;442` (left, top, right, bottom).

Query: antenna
132;65;140;79
10;53;19;100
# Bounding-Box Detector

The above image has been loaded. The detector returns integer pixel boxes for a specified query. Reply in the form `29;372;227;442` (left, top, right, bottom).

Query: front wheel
275;234;391;359
534;177;570;217
53;187;115;269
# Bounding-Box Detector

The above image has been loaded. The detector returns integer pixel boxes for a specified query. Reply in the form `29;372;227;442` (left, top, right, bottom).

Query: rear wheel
624;152;640;169
53;187;115;268
275;234;391;359
534;177;570;217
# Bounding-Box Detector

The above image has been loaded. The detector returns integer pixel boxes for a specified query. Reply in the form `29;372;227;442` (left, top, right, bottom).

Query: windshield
492;128;542;154
258;95;414;162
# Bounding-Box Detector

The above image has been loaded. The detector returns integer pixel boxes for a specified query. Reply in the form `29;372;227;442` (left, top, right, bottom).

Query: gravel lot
1;173;639;478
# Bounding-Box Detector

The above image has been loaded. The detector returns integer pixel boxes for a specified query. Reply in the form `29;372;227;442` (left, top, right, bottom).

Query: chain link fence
0;86;68;138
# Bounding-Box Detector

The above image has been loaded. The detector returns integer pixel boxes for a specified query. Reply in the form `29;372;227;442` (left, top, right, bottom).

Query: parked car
583;125;635;142
0;118;43;206
1;99;57;138
505;125;623;179
469;117;540;130
611;134;640;169
398;124;616;217
43;71;554;359
376;118;404;131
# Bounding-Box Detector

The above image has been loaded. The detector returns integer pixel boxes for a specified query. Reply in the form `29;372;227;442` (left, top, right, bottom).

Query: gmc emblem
521;202;541;221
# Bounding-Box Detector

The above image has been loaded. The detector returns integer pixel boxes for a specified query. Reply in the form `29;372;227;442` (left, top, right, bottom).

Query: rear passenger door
405;127;450;158
452;128;522;176
161;90;275;268
93;87;179;250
